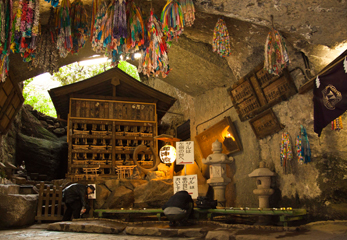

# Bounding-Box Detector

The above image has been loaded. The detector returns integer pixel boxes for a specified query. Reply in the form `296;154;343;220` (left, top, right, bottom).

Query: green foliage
52;62;113;86
118;61;140;81
52;61;140;86
23;82;57;118
24;59;140;117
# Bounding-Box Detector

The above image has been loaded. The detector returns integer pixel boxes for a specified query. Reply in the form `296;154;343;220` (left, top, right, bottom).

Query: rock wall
146;41;347;220
1;105;68;180
0;105;22;166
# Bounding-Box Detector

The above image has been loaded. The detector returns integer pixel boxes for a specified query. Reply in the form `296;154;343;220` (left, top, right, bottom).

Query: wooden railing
35;182;65;223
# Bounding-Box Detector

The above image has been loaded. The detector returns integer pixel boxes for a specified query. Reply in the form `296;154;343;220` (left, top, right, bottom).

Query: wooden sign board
227;62;297;121
70;98;156;122
249;109;283;139
195;117;242;159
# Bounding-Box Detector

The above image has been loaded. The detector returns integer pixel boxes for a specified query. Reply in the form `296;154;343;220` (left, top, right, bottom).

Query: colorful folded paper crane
264;17;289;75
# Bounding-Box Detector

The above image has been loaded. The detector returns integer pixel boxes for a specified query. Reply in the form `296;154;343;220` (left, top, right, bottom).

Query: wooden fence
35;182;65;223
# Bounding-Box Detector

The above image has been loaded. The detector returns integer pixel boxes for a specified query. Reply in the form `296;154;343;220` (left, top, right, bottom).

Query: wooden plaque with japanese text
249;109;283;139
227;62;297;121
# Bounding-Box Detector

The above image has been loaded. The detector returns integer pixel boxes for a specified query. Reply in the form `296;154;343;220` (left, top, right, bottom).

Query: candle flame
222;126;235;141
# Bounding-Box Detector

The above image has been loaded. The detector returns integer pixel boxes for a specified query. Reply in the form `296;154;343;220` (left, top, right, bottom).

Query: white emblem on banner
316;76;320;88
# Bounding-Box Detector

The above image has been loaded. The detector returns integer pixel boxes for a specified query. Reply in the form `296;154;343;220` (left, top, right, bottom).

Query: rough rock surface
205;230;236;240
16;133;67;180
96;179;174;209
125;226;208;238
47;220;126;234
0;193;38;228
102;186;134;209
95;184;111;209
104;179;147;193
0;184;20;195
134;179;173;208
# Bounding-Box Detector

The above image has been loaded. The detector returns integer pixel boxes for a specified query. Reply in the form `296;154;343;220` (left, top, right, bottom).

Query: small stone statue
17;161;27;177
17;161;27;175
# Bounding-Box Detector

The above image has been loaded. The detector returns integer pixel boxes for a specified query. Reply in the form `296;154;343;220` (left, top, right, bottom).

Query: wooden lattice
35;182;65;223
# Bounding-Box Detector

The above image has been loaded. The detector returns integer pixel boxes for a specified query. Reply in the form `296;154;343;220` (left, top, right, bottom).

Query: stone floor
1;219;347;240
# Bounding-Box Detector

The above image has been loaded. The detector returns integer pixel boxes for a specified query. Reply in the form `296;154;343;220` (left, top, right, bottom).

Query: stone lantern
202;140;234;205
248;161;275;208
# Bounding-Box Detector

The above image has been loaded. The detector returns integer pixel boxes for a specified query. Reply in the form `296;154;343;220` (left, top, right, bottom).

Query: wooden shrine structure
49;67;176;182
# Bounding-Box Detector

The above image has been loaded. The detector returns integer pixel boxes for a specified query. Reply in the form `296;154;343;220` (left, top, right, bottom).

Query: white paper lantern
159;145;176;163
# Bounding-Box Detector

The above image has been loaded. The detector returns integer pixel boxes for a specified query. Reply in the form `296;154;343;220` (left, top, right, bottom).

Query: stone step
0;184;20;195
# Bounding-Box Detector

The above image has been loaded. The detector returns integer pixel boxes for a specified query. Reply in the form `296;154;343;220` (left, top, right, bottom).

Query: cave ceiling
9;0;347;97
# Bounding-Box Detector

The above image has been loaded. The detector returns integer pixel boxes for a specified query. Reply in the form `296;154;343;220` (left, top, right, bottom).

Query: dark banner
314;57;347;136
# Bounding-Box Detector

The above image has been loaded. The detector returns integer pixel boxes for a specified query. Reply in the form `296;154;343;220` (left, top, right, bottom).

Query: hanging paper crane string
138;10;170;78
70;0;89;54
264;16;289;75
179;0;195;27
212;18;231;57
161;0;184;42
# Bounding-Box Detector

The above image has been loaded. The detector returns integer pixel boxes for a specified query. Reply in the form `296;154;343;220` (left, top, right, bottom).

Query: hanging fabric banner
314;56;347;136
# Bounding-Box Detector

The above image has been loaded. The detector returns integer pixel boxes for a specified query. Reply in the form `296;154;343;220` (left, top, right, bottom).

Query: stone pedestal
202;140;233;205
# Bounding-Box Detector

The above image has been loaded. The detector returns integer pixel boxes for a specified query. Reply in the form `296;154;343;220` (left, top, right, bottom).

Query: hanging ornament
295;125;311;165
331;116;343;131
264;15;289;75
90;0;108;53
56;0;72;58
127;1;145;50
280;132;293;174
138;10;170;78
17;0;41;64
212;18;231;57
179;0;195;27
0;0;13;82
161;0;184;43
70;0;89;54
109;0;127;65
44;0;59;8
32;7;59;75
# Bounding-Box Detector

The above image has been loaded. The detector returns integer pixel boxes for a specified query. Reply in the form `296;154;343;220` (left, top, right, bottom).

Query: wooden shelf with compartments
67;98;158;181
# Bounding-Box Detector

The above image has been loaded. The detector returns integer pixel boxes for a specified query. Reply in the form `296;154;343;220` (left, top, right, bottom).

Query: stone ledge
126;226;208;238
75;218;302;231
0;184;20;195
47;220;126;234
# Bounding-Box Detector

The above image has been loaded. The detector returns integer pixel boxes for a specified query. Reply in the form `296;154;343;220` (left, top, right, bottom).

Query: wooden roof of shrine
49;67;176;121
